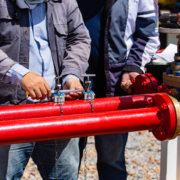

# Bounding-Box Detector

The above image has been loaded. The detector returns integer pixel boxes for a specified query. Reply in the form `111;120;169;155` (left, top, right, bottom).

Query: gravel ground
21;131;161;180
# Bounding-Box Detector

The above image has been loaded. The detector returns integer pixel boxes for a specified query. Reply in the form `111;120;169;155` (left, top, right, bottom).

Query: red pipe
0;107;160;145
0;94;155;121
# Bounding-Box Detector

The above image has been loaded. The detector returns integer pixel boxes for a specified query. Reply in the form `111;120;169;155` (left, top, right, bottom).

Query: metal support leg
160;137;180;180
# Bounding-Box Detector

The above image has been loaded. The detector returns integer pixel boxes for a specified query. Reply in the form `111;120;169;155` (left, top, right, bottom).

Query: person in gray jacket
0;0;90;179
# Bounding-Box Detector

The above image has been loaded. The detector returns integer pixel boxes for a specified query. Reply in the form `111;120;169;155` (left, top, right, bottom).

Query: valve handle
81;74;96;92
57;84;62;90
55;76;62;80
55;76;63;93
81;74;96;81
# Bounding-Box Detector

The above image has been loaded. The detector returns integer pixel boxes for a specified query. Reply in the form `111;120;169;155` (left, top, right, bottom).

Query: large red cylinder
0;94;154;121
0;107;160;145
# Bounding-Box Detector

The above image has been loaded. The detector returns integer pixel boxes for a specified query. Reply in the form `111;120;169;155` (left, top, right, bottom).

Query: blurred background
159;0;180;48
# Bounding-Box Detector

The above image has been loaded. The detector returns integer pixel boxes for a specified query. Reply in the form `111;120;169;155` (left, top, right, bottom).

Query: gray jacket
0;0;91;105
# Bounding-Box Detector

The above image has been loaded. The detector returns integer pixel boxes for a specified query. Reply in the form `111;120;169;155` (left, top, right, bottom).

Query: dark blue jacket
77;0;160;97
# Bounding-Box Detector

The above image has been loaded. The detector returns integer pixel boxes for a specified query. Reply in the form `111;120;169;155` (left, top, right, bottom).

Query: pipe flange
152;94;177;141
166;94;180;139
133;74;154;95
145;73;159;93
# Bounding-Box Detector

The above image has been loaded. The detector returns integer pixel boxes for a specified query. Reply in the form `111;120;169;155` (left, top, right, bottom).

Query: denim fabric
95;133;128;180
0;138;79;180
79;133;128;180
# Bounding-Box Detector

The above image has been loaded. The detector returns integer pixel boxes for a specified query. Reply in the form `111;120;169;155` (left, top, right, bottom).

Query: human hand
63;78;83;100
21;72;51;100
121;72;139;94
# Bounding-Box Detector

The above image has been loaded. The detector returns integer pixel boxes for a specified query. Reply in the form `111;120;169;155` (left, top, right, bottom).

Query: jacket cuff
61;67;84;82
62;74;79;86
123;65;143;74
4;64;30;86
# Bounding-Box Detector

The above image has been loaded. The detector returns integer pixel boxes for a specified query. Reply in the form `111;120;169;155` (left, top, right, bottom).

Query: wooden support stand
163;73;180;88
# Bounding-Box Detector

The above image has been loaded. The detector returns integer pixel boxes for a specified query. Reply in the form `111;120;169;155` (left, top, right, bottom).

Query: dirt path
21;131;160;180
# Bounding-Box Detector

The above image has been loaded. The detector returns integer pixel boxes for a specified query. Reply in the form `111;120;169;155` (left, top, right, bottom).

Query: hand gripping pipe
0;94;179;145
0;94;156;121
0;73;168;122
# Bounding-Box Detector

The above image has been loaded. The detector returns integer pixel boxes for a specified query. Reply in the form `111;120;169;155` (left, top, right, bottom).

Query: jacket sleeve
0;49;17;81
124;0;160;73
61;0;91;82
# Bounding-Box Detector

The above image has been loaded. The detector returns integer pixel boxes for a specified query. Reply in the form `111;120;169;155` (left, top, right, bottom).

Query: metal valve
53;76;85;103
52;76;65;103
81;74;96;100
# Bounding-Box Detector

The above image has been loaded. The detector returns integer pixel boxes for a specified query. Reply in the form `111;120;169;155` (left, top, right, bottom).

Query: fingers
121;80;132;94
127;86;133;94
21;72;51;100
63;78;83;100
39;84;48;100
69;85;83;97
34;87;43;100
44;81;51;100
28;89;36;100
66;86;83;100
121;72;140;94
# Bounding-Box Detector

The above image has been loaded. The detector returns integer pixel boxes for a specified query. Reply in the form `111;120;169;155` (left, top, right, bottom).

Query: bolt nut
131;79;136;83
167;89;172;94
160;131;166;136
141;81;147;86
158;85;162;92
160;103;168;111
147;98;153;106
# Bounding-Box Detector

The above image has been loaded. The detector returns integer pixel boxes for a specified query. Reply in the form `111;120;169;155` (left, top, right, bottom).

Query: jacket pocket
54;24;68;60
0;36;20;62
0;5;20;41
0;5;20;61
54;24;68;46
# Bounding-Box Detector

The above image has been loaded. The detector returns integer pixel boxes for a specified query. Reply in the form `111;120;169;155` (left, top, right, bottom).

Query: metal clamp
52;76;65;103
52;76;85;103
81;74;96;101
52;93;65;103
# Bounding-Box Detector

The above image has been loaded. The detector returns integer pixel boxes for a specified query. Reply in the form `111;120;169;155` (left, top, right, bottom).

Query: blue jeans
79;133;128;180
0;138;79;180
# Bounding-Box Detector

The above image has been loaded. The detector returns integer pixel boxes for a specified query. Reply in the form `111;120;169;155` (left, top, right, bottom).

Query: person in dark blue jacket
77;0;160;179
